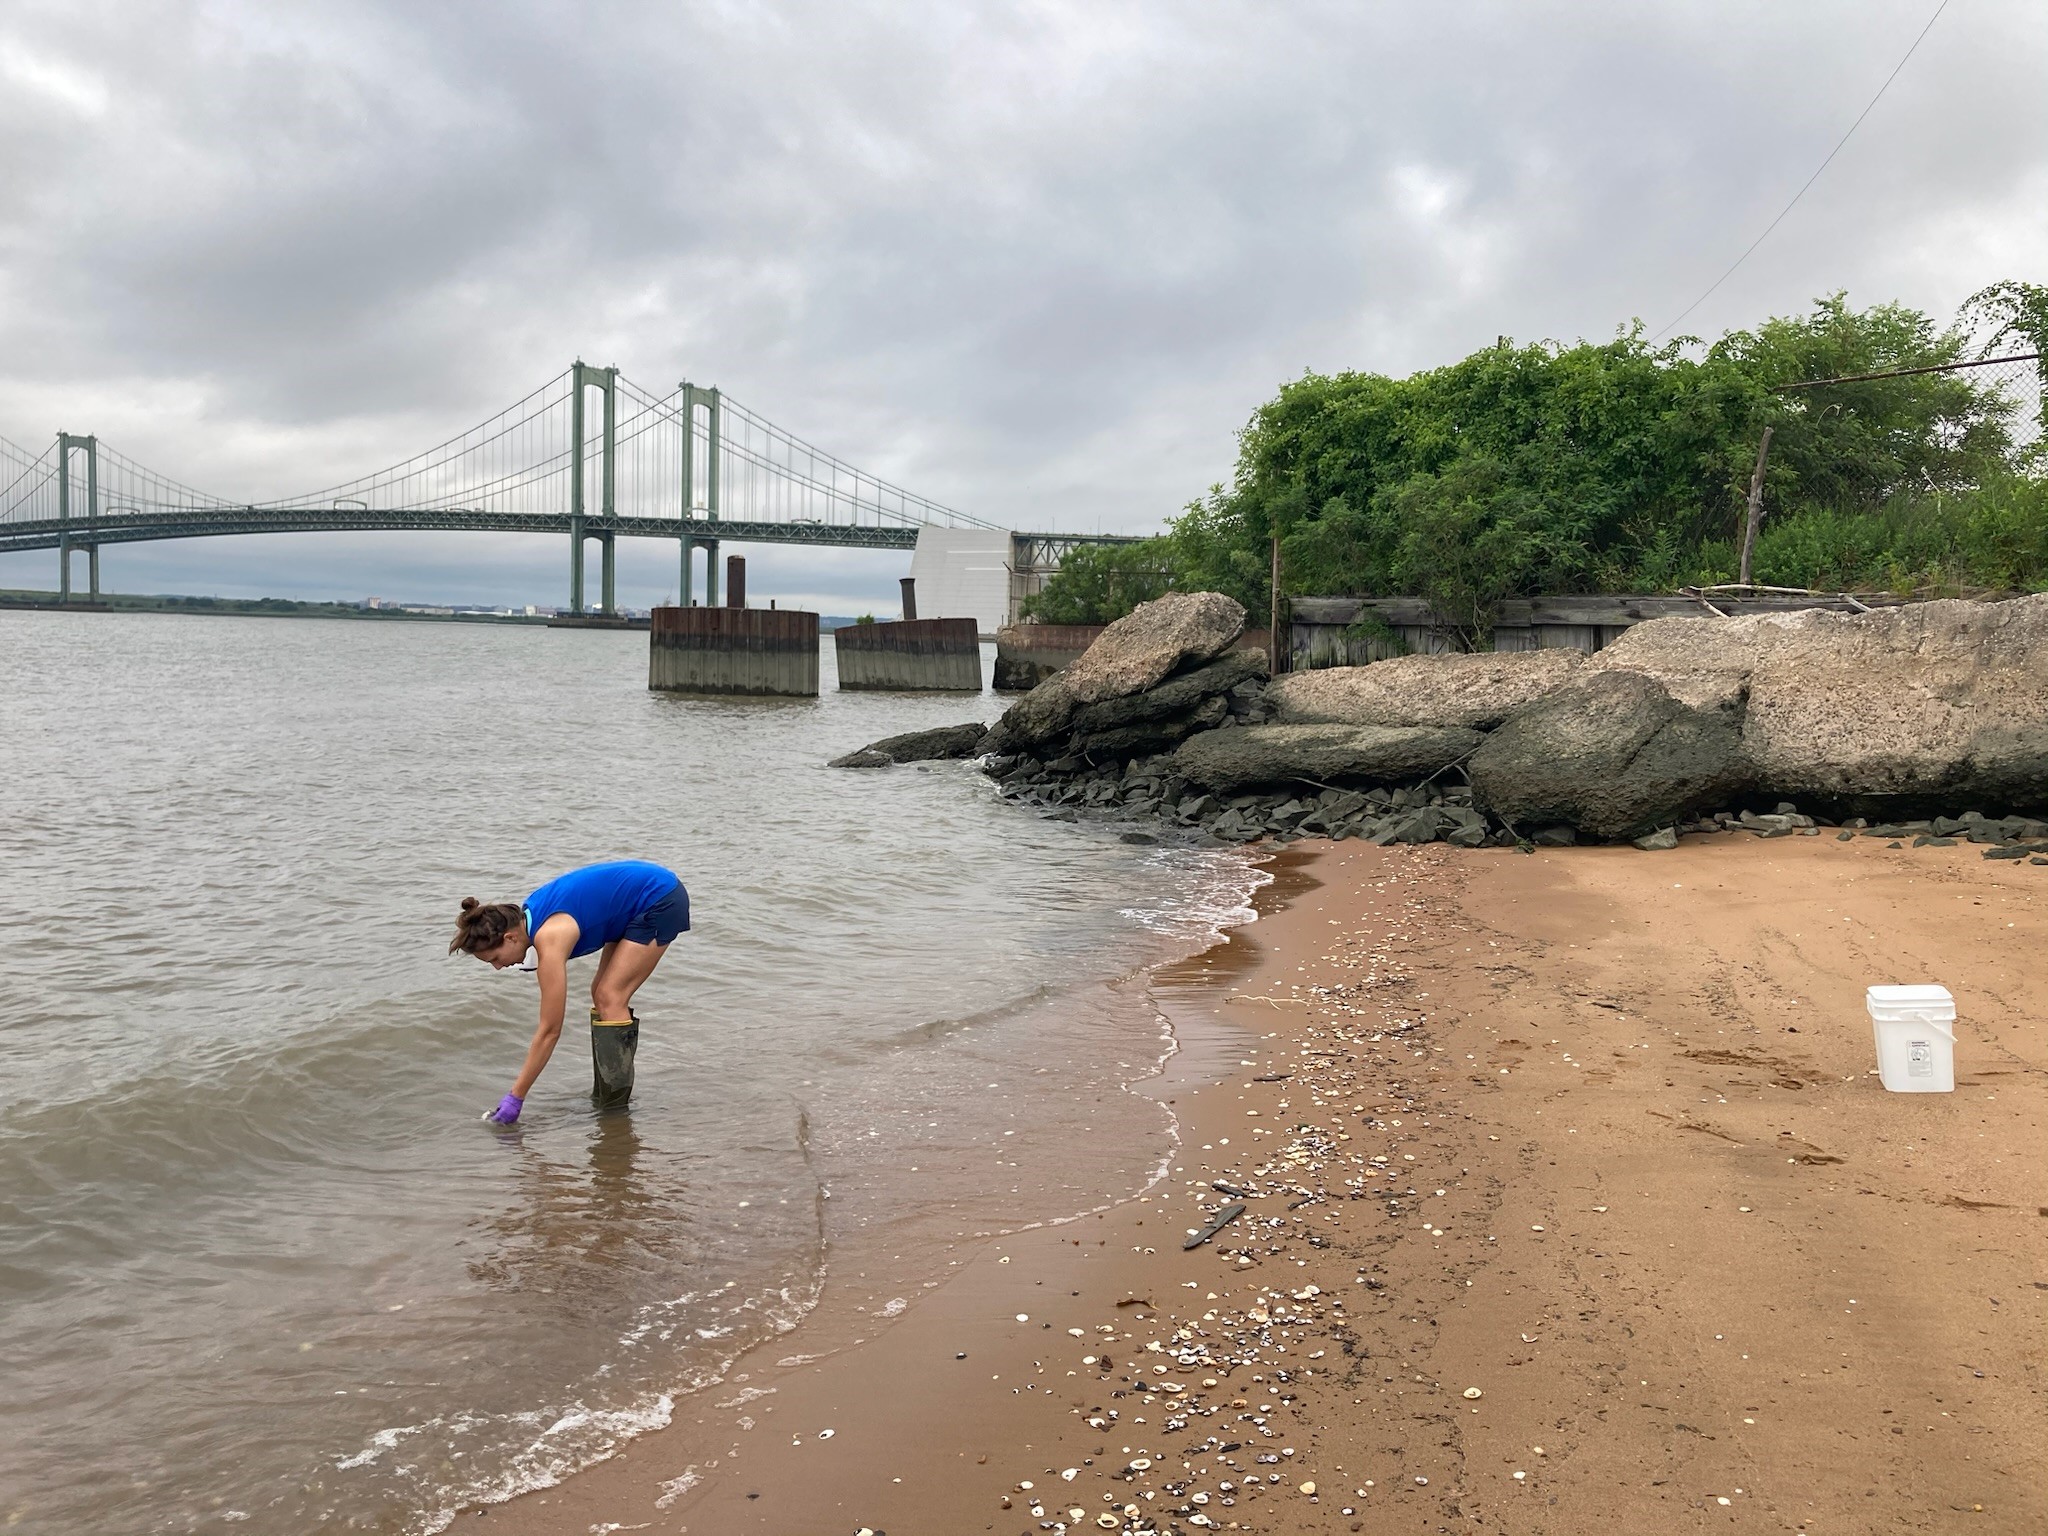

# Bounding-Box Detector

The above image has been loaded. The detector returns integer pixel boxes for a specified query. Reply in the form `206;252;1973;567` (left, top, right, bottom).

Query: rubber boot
591;1006;639;1108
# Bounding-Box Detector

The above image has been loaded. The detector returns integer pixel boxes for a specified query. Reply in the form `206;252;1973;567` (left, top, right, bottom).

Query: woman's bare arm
507;917;578;1098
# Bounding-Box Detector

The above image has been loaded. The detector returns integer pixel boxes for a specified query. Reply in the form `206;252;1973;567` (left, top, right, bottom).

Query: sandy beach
489;834;2046;1536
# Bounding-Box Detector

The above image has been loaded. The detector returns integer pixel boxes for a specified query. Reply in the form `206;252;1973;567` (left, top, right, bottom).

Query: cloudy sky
1;0;2041;612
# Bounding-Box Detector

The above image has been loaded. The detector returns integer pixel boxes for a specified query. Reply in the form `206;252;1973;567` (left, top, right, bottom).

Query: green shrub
1027;287;2042;629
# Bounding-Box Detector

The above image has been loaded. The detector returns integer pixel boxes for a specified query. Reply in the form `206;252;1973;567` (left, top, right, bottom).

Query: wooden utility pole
1269;535;1284;675
1738;425;1775;586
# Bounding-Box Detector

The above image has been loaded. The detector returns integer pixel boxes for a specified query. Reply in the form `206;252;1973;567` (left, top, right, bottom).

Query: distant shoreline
0;592;871;629
0;590;561;625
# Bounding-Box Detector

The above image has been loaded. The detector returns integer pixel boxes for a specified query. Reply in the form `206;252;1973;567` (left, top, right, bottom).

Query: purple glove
483;1093;524;1125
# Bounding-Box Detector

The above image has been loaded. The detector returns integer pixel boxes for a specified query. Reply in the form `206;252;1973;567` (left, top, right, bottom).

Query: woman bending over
450;859;690;1123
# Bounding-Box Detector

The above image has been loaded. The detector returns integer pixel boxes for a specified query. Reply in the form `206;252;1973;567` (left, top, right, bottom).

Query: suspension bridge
0;362;1133;619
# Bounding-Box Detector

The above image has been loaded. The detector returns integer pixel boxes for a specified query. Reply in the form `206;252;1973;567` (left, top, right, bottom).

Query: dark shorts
621;881;690;947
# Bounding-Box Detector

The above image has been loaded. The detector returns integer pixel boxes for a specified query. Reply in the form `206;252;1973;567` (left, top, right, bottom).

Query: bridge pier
600;531;617;615
703;539;721;607
679;532;694;606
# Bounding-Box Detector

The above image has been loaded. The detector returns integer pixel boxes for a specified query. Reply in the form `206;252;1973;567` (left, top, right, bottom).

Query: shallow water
0;611;1259;1534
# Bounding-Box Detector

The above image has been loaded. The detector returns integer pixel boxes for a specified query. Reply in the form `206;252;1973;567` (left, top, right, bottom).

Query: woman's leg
590;937;669;1021
590;941;619;1018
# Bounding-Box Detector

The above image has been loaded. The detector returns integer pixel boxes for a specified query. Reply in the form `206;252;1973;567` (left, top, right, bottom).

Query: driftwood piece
1183;1201;1247;1250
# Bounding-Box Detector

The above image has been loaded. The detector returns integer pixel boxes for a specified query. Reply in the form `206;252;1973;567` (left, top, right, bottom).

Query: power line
1649;0;1951;344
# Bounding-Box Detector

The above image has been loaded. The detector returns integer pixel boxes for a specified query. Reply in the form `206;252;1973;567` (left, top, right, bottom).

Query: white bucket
1865;984;1956;1093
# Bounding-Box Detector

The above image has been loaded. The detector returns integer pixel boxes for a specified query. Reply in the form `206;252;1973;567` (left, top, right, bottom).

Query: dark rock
984;678;1083;756
1470;671;1751;841
1068;649;1269;737
1445;823;1489;848
1982;844;2032;860
828;721;989;768
1532;825;1578;846
1633;827;1680;851
1385;806;1449;844
1071;694;1229;762
1120;831;1158;845
1442;805;1489;834
1837;829;1856;841
1171;722;1484;793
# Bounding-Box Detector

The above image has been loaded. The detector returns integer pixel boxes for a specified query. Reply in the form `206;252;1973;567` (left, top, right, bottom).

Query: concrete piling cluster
649;571;985;697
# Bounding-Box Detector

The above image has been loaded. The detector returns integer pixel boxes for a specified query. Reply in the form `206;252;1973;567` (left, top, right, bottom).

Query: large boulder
982;675;1080;756
829;721;988;768
1740;596;2048;812
1583;612;1783;713
982;604;1261;758
1585;595;2048;814
1060;592;1247;705
1270;649;1583;730
1173;722;1485;793
1469;670;1751;840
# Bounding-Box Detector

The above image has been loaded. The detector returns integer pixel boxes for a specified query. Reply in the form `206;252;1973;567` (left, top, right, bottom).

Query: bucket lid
1866;984;1953;1007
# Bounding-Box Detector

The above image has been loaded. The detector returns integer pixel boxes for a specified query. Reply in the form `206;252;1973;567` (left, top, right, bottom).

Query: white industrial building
908;527;1018;638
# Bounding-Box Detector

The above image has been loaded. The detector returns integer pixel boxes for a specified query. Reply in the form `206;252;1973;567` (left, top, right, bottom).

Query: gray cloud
2;0;2042;609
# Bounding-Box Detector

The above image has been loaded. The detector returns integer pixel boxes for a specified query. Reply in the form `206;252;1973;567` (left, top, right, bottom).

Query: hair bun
460;896;480;912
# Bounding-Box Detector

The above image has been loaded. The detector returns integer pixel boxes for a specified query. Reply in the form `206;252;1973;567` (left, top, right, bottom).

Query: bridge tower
677;382;721;605
568;362;618;615
55;433;99;602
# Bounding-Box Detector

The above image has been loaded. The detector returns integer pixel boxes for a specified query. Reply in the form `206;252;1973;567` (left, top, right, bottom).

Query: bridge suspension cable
1;362;1020;613
0;434;60;526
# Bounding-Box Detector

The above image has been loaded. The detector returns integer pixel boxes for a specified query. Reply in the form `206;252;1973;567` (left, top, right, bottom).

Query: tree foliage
1022;291;2044;633
1018;540;1176;624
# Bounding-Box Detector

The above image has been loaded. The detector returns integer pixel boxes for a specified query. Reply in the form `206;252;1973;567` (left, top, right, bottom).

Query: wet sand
489;835;2046;1535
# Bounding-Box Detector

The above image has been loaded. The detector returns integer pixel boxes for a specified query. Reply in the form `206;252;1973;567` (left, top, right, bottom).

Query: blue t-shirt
524;860;682;958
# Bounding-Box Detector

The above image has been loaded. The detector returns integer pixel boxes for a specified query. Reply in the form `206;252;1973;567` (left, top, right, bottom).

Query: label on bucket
1908;1041;1934;1077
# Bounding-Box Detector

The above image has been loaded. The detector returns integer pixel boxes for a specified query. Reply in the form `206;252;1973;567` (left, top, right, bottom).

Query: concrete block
649;606;819;696
835;617;982;691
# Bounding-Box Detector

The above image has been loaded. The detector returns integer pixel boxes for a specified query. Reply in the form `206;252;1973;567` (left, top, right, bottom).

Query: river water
0;610;1261;1534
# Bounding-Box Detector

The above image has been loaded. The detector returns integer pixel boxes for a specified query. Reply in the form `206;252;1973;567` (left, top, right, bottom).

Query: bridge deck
0;509;1149;556
0;509;922;554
